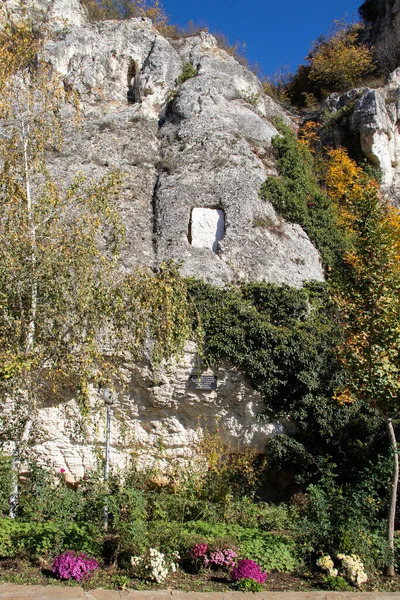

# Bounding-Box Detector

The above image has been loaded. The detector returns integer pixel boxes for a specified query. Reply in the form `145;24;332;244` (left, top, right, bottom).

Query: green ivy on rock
187;278;386;487
260;121;348;271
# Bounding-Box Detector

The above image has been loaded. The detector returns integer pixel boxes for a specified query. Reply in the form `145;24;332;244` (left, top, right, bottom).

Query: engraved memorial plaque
189;374;218;391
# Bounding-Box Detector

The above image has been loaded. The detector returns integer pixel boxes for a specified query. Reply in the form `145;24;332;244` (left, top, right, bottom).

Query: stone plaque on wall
189;374;218;391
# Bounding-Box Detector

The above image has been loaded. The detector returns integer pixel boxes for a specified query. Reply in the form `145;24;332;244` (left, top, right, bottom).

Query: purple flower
52;551;98;581
230;559;267;584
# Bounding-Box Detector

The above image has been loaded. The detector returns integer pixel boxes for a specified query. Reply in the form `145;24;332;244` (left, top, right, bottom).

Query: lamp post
101;387;118;531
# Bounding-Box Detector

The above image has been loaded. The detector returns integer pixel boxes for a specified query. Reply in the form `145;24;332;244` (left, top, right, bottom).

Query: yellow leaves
333;388;355;405
0;18;42;88
330;152;400;410
309;22;374;92
326;147;363;201
298;121;320;151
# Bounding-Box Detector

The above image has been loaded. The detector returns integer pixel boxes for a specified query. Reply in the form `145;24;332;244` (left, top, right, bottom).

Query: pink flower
60;468;65;473
192;543;208;558
231;559;267;584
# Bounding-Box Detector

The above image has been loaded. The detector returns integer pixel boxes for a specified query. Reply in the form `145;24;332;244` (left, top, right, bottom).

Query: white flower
130;548;179;583
337;553;368;587
316;555;338;577
131;556;141;567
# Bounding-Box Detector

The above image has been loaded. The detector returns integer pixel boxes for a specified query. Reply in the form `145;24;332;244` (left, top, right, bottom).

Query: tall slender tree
0;11;194;451
327;148;400;576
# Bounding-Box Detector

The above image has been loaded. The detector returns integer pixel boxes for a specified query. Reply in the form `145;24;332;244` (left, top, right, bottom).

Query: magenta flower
205;548;238;569
52;552;98;581
230;559;267;584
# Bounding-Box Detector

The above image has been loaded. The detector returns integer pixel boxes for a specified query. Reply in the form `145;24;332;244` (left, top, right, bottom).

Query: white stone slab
190;208;225;252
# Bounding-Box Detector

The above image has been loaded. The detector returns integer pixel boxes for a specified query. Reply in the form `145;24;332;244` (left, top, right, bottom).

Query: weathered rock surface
40;6;324;287
361;0;400;66
323;75;400;204
2;0;324;475
1;0;87;28
16;345;295;479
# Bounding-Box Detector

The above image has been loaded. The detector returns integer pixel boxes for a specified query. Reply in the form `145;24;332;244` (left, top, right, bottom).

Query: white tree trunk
386;416;398;577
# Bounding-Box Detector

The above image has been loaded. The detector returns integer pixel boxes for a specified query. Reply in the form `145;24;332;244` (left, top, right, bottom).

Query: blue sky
162;0;363;77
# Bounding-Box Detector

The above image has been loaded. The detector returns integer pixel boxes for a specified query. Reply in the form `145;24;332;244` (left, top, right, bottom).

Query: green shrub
0;520;101;559
240;537;297;573
260;121;348;270
322;574;352;590
0;455;12;517
222;498;298;531
235;578;264;591
182;521;298;572
295;461;393;573
176;63;197;86
148;521;191;556
17;462;88;523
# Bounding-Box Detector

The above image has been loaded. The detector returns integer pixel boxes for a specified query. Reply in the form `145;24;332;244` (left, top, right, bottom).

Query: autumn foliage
326;148;400;411
308;22;374;93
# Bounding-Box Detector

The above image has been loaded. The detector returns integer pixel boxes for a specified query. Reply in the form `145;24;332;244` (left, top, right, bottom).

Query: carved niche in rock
189;208;225;253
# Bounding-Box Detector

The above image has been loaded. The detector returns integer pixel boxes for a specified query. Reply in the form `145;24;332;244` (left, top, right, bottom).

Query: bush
260;121;348;270
230;559;267;584
17;462;88;523
0;455;12;517
182;521;298;572
176;63;197;86
52;551;98;581
81;0;171;32
221;498;298;531
308;23;374;93
0;520;102;559
235;577;263;591
322;574;352;591
295;461;393;573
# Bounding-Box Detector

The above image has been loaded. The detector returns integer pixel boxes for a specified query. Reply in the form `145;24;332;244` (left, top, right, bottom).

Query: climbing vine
187;278;385;486
260;121;349;271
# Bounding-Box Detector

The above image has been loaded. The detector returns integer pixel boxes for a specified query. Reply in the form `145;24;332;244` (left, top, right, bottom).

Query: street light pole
101;387;117;531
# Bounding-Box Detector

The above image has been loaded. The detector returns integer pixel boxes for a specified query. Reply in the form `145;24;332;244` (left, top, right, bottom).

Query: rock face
1;0;87;27
323;75;400;202
2;0;324;477
21;345;295;480
41;8;324;287
361;0;400;54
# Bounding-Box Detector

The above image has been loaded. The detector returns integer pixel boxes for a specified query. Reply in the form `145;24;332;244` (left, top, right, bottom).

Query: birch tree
0;15;194;449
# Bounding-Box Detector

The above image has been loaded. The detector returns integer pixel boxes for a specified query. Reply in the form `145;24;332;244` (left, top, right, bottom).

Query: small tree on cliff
81;0;171;30
327;148;400;576
308;22;375;93
0;14;194;448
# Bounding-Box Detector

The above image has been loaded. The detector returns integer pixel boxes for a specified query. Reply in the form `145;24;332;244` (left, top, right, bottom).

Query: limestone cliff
0;0;341;478
25;0;324;287
322;69;400;204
